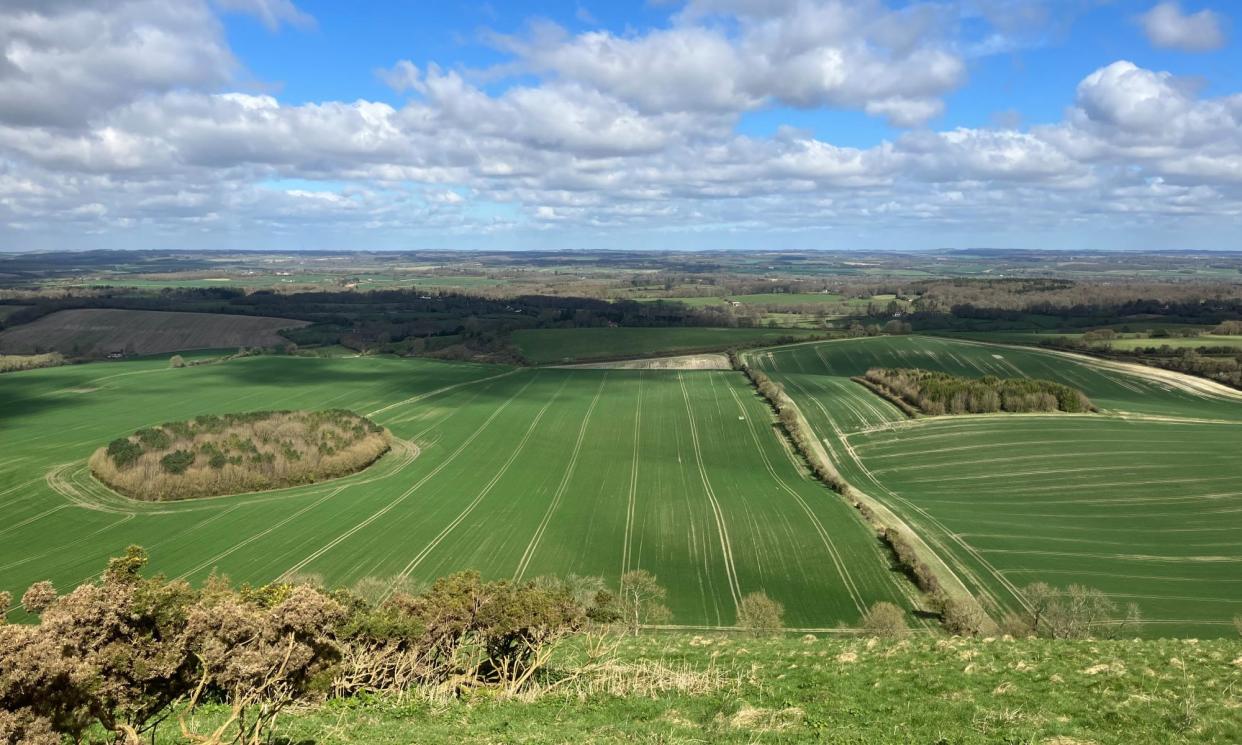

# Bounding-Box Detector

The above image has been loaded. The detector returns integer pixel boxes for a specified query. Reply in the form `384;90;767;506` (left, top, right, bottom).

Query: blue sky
1;1;1240;251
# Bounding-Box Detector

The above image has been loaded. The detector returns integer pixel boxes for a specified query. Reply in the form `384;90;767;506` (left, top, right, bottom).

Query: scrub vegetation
89;410;390;500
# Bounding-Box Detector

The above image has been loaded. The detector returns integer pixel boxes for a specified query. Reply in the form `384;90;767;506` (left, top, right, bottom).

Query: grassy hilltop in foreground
165;633;1241;744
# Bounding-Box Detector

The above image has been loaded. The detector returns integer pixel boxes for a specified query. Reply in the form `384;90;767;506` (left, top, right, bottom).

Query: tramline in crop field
0;353;912;629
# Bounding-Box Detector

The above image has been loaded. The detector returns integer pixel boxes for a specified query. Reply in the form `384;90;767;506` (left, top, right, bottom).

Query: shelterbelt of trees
90;410;389;500
860;368;1095;416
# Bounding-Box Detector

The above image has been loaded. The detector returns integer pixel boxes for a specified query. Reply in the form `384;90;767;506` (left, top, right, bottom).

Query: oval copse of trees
89;409;391;500
859;367;1095;416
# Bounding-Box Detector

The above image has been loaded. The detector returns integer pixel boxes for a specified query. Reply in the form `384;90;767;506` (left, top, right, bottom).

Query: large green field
512;327;822;364
746;335;1242;637
0;354;911;629
938;329;1242;351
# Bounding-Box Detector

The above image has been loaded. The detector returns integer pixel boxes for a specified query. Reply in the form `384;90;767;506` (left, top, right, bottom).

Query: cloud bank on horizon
0;0;1238;251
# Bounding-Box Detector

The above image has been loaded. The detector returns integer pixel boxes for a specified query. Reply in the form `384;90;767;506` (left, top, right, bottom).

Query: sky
1;0;1240;252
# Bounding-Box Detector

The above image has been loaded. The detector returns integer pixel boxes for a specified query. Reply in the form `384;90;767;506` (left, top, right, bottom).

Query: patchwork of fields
747;335;1242;637
0;354;911;629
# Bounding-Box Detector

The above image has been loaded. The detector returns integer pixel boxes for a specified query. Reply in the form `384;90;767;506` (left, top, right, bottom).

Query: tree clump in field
89;409;390;500
859;368;1094;416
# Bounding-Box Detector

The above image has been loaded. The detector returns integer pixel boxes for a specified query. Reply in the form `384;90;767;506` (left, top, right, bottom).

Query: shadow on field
207;355;517;393
0;366;127;431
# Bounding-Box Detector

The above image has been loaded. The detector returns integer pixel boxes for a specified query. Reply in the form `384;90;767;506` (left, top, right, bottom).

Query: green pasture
745;335;1242;637
0;354;910;629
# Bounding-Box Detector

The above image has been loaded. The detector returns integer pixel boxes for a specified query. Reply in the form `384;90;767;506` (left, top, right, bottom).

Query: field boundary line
774;370;998;627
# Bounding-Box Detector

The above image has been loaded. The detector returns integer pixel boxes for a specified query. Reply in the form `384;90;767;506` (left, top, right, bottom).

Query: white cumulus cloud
1139;2;1227;52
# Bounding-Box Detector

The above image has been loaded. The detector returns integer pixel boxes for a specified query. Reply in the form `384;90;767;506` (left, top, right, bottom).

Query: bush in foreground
736;592;784;636
0;548;614;744
860;601;909;638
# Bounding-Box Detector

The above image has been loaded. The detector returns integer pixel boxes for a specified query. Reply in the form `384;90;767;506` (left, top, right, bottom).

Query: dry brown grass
90;410;390;500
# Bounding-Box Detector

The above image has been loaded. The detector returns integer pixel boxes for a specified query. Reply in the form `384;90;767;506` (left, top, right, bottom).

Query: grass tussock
89;409;390;500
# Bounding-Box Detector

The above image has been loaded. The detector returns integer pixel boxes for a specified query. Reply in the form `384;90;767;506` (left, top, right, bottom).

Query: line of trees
732;353;989;636
861;368;1094;415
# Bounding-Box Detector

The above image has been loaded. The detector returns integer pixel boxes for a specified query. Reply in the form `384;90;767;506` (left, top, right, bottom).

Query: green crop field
937;329;1242;351
0;353;912;629
745;335;1242;637
512;327;823;364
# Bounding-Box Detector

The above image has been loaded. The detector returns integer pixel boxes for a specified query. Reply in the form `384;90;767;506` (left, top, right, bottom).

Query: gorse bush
159;449;195;474
0;548;626;745
89;409;390;500
861;368;1094;416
